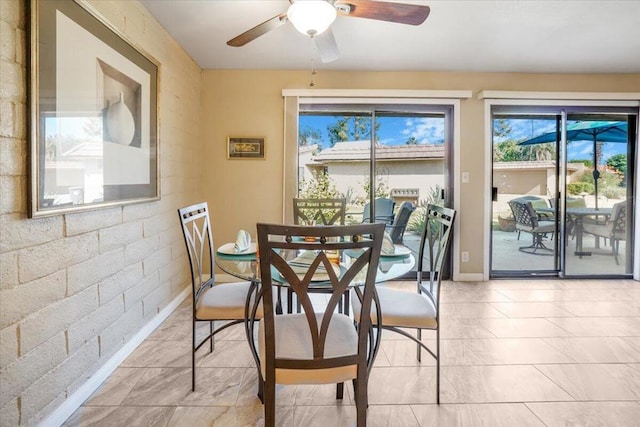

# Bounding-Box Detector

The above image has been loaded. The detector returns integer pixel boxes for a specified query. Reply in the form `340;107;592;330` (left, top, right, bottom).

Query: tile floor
64;279;640;426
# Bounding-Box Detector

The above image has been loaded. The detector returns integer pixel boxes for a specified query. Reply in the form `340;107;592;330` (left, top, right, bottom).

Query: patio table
536;206;612;256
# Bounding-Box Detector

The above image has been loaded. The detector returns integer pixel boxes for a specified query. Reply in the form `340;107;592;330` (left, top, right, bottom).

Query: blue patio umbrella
519;120;629;208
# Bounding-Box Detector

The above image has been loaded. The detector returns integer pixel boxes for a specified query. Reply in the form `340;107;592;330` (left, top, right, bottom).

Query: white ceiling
140;0;640;73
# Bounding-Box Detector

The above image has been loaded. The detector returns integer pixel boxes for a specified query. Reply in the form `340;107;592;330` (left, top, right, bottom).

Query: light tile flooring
64;279;640;426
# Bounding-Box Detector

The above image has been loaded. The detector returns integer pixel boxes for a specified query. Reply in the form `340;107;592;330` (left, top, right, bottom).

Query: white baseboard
39;286;191;427
453;272;485;282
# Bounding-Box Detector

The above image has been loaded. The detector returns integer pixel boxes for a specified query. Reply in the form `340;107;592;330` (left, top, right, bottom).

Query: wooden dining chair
253;222;385;427
351;204;456;404
291;197;347;314
177;202;261;391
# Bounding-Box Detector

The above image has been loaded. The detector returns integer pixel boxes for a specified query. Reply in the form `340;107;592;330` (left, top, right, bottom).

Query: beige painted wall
1;0;638;423
0;1;202;424
201;70;639;274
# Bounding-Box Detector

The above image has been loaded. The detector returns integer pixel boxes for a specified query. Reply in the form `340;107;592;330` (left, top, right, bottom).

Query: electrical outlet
461;251;469;263
462;171;470;183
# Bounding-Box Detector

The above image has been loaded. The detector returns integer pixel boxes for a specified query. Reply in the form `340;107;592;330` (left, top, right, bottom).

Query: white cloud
403;118;445;144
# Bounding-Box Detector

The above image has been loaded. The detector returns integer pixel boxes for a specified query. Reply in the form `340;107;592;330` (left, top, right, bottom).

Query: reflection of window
43;114;105;205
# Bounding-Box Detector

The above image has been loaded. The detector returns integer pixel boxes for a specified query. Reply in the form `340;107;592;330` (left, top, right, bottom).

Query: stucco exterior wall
325;159;445;204
0;1;202;424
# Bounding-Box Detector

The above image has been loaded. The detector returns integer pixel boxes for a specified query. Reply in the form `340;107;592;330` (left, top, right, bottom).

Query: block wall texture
0;1;203;424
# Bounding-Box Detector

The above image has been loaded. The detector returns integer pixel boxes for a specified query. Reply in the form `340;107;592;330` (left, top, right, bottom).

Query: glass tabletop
216;248;415;287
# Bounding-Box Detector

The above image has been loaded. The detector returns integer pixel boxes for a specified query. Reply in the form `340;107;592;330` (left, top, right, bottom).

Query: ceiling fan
226;0;430;63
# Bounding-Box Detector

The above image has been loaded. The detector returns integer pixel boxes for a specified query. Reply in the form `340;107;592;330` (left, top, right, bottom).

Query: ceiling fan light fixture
287;0;337;37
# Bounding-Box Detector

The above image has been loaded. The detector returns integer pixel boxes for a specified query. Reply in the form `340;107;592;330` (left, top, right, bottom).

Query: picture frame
227;137;265;159
28;0;159;217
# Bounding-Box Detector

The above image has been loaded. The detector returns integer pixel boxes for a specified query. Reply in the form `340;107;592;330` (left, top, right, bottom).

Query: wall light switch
462;172;470;183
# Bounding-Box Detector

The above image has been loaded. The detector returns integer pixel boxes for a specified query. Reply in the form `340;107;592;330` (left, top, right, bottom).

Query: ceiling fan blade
335;0;430;25
315;28;339;63
227;12;288;47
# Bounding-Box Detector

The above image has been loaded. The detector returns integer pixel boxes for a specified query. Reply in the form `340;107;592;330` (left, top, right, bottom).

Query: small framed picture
227;137;265;159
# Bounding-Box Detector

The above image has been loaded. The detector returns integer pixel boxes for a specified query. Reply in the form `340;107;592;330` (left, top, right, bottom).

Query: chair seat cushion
196;281;262;320
351;286;437;329
258;313;358;385
582;222;609;237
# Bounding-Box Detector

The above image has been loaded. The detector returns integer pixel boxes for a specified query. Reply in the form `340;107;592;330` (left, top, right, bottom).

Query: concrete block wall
0;1;203;425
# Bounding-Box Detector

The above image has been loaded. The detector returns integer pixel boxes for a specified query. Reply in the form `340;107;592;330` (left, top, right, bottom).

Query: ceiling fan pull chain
309;37;318;88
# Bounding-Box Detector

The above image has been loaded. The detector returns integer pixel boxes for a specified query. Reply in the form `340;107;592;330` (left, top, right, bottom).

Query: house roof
493;161;584;172
311;141;444;163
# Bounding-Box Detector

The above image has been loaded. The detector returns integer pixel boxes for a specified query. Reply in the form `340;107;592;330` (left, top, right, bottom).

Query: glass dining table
216;246;416;313
216;249;416;283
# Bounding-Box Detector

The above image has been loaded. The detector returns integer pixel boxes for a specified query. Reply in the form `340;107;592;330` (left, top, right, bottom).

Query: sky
301;115;628;163
300;114;445;148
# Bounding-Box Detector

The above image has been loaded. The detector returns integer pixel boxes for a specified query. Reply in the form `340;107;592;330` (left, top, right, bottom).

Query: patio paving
400;230;630;277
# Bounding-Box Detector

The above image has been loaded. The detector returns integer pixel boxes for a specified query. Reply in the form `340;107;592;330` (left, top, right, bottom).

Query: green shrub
601;186;626;199
407;185;443;233
575;170;621;188
299;173;341;199
567;182;594;195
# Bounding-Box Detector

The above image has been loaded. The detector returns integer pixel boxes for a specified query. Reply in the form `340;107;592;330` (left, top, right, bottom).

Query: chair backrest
362;197;396;225
256;222;385;372
293;198;346;225
178;202;215;309
417;204;456;317
566;197;587;208
549;197;586;209
508;199;540;229
608;200;627;237
388;201;416;244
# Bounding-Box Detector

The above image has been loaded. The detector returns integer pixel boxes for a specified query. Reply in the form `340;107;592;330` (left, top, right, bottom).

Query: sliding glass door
490;106;636;278
297;104;453;276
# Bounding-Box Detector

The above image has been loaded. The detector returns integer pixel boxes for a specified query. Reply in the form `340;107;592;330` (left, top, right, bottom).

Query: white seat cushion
196;281;262;320
351;286;437;329
258;313;358;385
582;222;609;237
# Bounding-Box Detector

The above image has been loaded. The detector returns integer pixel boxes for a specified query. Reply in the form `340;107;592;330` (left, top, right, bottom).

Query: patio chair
254;222;385;426
386;201;416;244
293;197;346;226
351;204;456;404
511;196;553;240
177;202;262;391
508;199;555;255
362;197;396;226
582;200;627;264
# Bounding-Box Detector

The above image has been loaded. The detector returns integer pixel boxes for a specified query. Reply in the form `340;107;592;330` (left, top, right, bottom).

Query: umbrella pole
593;170;599;209
592;137;599;209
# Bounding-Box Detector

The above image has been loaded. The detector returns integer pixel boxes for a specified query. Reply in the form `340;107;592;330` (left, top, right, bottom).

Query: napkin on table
287;251;340;280
234;230;251;253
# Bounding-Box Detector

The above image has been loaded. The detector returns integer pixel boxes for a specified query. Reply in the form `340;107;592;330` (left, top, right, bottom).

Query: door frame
482;93;640;281
282;89;470;280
